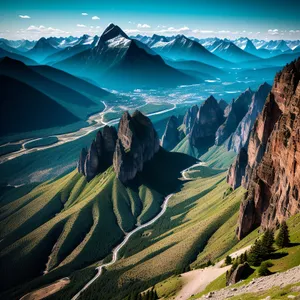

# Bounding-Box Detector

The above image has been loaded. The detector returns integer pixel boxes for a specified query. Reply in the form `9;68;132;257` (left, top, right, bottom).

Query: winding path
71;194;174;300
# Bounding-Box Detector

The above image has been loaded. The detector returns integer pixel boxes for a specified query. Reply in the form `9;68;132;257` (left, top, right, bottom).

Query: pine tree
276;221;290;248
248;239;264;266
261;228;275;255
244;251;248;262
225;255;232;265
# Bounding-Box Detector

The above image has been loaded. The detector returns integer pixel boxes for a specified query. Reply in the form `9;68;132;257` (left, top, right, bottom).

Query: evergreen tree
261;229;275;255
244;251;248;262
276;221;290;248
225;255;232;265
248;239;264;266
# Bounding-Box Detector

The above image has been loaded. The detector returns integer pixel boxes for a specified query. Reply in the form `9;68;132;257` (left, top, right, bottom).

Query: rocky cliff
237;58;300;239
161;115;180;151
215;89;253;146
226;83;272;153
77;125;117;181
183;104;199;135
113;110;160;183
190;96;224;148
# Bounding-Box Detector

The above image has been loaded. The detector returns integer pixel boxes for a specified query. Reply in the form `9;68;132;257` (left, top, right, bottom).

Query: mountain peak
100;23;129;42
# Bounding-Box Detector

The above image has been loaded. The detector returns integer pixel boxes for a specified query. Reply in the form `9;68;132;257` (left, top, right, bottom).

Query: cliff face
190;96;224;148
183;105;199;135
161;115;180;151
113;110;160;183
77;125;118;181
237;58;300;239
227;147;248;189
215;89;253;146
227;83;272;154
78;111;160;183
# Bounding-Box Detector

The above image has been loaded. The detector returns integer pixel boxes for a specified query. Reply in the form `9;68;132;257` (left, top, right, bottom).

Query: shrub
258;261;273;276
276;221;290;248
225;255;232;265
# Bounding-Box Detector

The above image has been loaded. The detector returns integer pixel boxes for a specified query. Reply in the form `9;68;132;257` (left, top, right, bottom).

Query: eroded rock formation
161;115;180;151
183;104;199;135
190;96;224;148
237;58;300;239
215;89;253;146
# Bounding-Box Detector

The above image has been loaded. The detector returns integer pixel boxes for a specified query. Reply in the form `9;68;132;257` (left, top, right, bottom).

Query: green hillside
0;149;196;297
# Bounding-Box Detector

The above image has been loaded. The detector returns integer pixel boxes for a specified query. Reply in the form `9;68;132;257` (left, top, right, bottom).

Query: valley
0;12;300;300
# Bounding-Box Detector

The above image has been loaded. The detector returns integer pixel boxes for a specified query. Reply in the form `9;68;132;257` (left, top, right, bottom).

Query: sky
0;0;300;40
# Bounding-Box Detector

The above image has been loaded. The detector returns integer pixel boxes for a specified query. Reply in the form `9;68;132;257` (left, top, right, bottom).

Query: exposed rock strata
182;105;199;135
237;58;300;239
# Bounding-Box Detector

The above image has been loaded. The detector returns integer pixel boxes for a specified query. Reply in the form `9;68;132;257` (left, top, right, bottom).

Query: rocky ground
199;266;300;299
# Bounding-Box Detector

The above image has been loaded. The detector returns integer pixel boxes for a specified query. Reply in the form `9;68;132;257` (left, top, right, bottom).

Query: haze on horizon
1;0;300;40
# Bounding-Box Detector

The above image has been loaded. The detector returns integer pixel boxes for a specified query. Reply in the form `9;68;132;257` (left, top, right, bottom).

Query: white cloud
77;24;86;28
92;16;100;20
19;15;31;19
192;29;214;33
137;23;151;28
26;25;66;36
268;29;279;35
82;12;88;16
96;26;101;29
125;25;190;35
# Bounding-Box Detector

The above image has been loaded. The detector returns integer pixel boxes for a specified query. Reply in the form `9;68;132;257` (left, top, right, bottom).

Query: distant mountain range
52;24;196;89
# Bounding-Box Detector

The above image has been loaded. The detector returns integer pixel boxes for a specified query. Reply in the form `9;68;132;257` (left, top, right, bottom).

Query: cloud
77;24;86;28
19;15;31;19
268;29;279;35
137;23;151;28
26;25;66;36
125;25;190;35
92;16;100;20
192;29;214;33
82;12;88;16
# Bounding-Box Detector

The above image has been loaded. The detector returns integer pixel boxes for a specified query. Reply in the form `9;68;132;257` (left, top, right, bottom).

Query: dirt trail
20;277;70;300
174;246;251;300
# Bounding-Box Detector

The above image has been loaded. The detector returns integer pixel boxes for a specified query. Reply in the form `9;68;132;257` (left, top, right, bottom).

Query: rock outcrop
183;104;199;135
215;89;253;146
227;147;248;189
226;82;272;153
190;96;224;148
77;125;117;181
226;262;253;286
113;110;160;183
78;111;160;183
161;115;180;151
237;58;300;239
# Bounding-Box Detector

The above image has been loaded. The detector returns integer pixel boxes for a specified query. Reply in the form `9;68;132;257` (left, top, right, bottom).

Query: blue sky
1;0;299;40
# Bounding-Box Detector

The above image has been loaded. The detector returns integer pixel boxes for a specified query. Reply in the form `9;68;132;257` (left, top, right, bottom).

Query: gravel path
199;266;300;299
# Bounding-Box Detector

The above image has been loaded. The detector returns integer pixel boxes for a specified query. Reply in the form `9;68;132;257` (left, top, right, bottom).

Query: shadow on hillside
269;252;288;260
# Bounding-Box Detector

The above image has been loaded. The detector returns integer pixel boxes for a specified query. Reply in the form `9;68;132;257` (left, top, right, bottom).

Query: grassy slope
66;169;246;300
194;213;300;299
0;149;196;298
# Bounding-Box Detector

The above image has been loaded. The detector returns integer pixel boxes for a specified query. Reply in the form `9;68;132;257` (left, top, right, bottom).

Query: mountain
30;64;111;99
43;36;99;64
0;40;22;54
226;82;272;153
0;75;79;136
15;39;36;52
54;24;196;89
227;58;300;239
165;59;225;79
190;96;225;149
151;35;233;68
0;48;37;65
215;88;253;145
261;40;291;52
0;57;104;119
24;37;60;62
209;39;260;63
